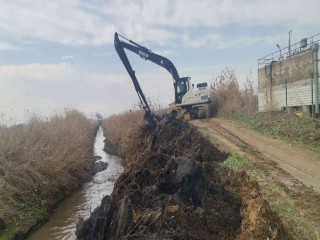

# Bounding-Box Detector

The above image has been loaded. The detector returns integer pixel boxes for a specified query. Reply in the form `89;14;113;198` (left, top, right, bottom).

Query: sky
1;0;319;124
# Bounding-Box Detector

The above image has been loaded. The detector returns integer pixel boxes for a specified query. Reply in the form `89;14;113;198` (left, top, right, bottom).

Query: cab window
177;80;188;94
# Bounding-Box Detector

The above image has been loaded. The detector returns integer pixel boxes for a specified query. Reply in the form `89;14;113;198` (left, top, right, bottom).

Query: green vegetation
0;226;17;240
0;110;98;239
233;112;320;152
223;153;254;171
17;203;48;223
222;153;320;240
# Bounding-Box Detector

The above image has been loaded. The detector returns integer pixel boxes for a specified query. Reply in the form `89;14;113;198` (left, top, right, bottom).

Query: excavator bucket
143;111;156;129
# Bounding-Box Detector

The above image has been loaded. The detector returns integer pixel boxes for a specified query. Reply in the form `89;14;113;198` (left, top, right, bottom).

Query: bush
208;68;258;117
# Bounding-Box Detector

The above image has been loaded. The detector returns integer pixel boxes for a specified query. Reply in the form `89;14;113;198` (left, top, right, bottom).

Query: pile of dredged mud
76;113;290;240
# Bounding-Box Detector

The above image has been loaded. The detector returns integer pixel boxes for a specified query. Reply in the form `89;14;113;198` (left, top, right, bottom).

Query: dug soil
77;113;292;239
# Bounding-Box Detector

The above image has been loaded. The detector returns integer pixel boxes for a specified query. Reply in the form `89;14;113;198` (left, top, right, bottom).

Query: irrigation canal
27;127;123;240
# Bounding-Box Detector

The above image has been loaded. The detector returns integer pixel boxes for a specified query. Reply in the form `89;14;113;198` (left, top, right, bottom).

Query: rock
76;195;117;240
0;167;5;177
158;157;210;209
76;196;133;240
93;156;102;161
114;197;133;239
94;161;108;174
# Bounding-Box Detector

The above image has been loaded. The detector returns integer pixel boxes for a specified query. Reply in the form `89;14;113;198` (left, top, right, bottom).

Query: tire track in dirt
191;118;320;230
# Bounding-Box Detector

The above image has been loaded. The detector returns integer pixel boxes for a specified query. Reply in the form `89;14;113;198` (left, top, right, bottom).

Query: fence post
312;43;319;117
311;73;314;117
285;79;288;112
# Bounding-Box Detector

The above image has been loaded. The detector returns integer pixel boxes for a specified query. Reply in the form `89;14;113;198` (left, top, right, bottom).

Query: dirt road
192;118;320;193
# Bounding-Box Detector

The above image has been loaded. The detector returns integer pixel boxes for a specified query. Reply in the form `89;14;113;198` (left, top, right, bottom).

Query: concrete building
258;34;320;116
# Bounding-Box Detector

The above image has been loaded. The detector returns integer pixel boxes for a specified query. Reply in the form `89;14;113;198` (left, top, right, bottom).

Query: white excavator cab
175;78;211;118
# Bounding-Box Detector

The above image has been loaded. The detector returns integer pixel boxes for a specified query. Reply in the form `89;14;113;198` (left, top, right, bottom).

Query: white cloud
0;0;116;46
0;41;20;50
0;63;73;83
213;35;285;50
104;0;320;28
183;33;221;48
0;0;319;48
0;63;174;123
153;49;175;56
93;52;113;57
61;55;74;59
98;0;320;47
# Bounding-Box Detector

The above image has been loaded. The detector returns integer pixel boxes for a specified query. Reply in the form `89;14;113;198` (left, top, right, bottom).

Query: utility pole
313;43;319;117
288;30;292;57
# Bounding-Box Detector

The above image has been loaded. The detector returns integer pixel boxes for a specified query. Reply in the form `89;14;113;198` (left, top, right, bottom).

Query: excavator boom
114;33;152;115
114;32;211;121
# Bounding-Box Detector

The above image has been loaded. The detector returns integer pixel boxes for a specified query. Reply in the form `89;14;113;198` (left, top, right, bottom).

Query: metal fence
258;33;320;68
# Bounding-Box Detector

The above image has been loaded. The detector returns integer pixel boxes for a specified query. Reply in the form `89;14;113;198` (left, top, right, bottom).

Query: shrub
208;68;258;117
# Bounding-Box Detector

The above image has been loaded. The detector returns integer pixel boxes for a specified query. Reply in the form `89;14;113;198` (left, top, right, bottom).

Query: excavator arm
114;32;180;81
114;32;153;115
114;33;185;113
114;32;210;121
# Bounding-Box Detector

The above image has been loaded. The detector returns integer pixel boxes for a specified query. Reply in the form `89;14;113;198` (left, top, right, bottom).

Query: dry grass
208;68;258;117
0;109;98;237
103;109;144;162
103;100;175;162
208;68;320;151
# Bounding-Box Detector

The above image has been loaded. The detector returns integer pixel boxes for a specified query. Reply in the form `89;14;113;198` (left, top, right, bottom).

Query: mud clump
77;157;241;239
94;161;108;174
0;216;5;231
77;113;289;240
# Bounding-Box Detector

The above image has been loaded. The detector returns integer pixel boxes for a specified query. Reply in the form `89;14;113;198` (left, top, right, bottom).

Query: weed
0;226;17;240
223;154;254;171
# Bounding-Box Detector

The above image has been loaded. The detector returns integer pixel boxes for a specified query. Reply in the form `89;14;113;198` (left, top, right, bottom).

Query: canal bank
27;127;123;240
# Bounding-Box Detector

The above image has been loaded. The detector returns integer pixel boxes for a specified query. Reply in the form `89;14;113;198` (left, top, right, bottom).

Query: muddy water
27;127;123;240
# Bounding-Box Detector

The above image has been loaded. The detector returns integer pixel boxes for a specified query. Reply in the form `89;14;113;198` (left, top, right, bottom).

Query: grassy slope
0;110;98;239
231;112;320;152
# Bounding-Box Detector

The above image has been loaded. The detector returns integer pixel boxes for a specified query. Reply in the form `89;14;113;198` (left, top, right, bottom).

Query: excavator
114;32;211;125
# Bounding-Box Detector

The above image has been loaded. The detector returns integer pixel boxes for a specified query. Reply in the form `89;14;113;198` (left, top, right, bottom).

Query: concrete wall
258;48;320;112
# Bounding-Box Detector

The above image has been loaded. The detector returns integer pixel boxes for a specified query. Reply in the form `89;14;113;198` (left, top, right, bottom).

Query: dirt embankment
192;118;320;239
76;112;291;240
